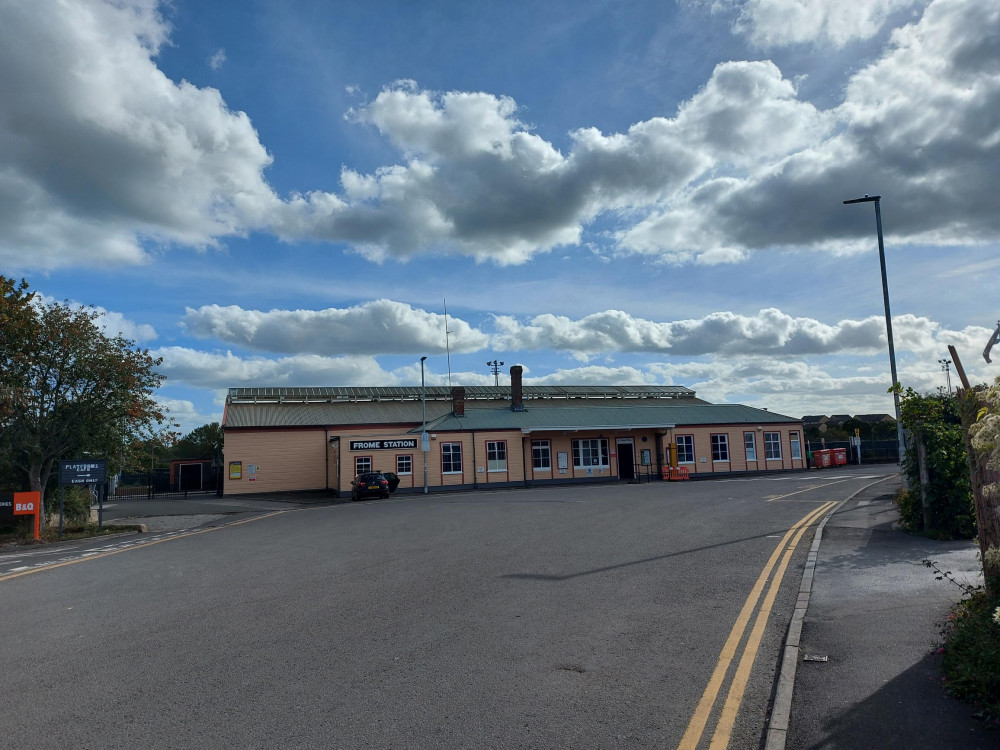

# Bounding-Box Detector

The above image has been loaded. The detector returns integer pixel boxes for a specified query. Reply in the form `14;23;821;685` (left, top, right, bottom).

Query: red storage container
833;447;848;466
813;449;832;468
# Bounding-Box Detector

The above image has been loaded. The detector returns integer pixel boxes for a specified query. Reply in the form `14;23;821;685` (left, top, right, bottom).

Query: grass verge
0;523;141;548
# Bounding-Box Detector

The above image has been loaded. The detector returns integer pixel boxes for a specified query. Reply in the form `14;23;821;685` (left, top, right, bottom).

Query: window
486;440;507;472
764;432;782;460
442;442;463;473
532;440;551;470
355;456;372;474
572;438;609;468
711;434;730;462
790;432;802;460
396;454;412;475
744;432;757;462
676;435;694;463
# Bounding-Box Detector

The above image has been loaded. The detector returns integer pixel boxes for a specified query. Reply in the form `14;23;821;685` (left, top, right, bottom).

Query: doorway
616;439;635;481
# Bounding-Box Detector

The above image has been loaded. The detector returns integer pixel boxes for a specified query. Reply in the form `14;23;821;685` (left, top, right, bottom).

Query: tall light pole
421;356;428;494
486;359;504;387
844;194;906;466
938;358;952;395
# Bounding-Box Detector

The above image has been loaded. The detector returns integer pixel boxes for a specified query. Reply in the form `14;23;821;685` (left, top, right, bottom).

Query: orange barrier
669;467;690;481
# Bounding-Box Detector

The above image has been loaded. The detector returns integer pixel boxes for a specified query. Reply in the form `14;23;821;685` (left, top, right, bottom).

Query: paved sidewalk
779;477;992;749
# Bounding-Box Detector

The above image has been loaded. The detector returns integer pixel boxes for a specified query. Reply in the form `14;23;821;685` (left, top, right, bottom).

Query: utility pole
486;359;504;387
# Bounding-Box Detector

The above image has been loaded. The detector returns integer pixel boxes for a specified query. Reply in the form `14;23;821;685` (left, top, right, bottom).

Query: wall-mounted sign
59;459;107;485
229;461;242;480
349;439;418;451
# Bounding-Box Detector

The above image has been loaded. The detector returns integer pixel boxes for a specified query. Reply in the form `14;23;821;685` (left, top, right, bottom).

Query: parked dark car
351;471;391;500
381;471;401;493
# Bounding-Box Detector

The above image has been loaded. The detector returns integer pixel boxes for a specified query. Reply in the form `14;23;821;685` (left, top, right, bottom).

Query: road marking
708;513;817;749
765;480;851;502
0;511;291;583
676;501;835;750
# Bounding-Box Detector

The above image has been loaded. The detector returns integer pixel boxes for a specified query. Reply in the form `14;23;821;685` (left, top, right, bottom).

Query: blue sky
3;0;999;435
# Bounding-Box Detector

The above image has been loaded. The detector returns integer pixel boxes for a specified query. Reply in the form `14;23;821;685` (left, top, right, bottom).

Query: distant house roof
801;415;830;424
854;414;896;424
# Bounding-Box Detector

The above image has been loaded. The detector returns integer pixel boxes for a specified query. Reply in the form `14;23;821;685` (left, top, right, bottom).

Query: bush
43;485;94;526
899;389;976;538
941;590;1000;724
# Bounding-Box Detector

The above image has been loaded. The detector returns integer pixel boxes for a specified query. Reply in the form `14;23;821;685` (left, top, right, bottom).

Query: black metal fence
115;464;222;500
806;439;900;464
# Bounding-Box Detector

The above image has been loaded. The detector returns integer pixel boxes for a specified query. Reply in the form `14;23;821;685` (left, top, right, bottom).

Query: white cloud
0;0;279;270
495;308;895;356
181;300;489;355
3;0;997;272
34;293;157;342
624;0;1000;259
154;347;401;389
208;48;226;70
729;0;926;48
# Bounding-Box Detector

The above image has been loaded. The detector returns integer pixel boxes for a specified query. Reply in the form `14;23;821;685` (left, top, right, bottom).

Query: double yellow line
677;501;835;750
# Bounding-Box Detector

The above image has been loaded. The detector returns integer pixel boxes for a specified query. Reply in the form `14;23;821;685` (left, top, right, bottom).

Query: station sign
59;459;108;485
349;439;418;451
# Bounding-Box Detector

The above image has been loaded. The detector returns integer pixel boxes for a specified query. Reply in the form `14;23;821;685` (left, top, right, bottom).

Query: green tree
169;422;223;463
0;276;167;504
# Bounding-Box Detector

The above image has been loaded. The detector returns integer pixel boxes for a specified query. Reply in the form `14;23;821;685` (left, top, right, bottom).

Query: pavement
770;474;995;750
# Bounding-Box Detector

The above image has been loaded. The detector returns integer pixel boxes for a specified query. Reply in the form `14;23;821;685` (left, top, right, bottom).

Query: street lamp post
421;356;428;494
844;194;906;466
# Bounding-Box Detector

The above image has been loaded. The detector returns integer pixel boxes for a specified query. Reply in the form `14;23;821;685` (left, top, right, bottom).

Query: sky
3;0;999;436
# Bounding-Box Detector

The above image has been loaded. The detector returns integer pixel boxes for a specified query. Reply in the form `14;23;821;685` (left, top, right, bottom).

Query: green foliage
898;388;975;538
0;275;171;502
169;422;223;462
940;590;1000;724
44;485;94;526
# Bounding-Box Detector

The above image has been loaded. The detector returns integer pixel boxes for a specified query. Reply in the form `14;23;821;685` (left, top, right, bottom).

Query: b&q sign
1;491;41;540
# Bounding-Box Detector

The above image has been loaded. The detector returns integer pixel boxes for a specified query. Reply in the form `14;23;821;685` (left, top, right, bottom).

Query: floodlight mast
843;194;906;467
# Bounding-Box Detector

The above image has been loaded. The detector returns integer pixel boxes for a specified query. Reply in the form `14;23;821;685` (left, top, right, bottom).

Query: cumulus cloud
277;61;830;263
154;347;401;389
4;0;997;271
622;0;1000;260
726;0;926;48
495;308;900;356
181;299;489;355
0;0;279;270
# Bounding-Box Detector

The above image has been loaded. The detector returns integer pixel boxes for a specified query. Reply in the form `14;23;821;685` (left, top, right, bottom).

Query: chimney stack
451;386;466;417
510;365;524;412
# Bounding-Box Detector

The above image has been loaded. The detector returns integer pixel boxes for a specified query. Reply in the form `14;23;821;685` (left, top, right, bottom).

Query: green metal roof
416;403;799;433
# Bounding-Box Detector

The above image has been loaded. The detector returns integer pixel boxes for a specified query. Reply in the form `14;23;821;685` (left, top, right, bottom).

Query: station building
221;366;806;496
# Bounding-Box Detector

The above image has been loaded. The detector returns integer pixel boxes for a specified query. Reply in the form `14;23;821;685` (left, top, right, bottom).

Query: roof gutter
520;424;676;434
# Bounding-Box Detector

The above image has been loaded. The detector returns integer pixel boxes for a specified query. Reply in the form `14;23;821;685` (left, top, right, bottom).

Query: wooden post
916;438;932;530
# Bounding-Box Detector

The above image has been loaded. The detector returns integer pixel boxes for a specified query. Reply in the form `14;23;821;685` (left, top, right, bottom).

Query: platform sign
59;459;107;485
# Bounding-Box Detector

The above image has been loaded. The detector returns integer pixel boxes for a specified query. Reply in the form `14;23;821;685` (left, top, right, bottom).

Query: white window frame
396;454;413;475
676;435;695;464
355;455;373;475
532;440;551;470
486;440;508;472
442;442;463;474
572;438;609;469
744;432;757;462
764;432;782;460
711;434;730;462
790;432;802;460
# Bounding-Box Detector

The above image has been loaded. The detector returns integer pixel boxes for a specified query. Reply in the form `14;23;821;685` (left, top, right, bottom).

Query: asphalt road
1;466;897;749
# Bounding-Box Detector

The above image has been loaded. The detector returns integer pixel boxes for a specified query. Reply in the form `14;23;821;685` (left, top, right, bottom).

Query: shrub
899;389;975;538
43;485;94;526
941;589;1000;724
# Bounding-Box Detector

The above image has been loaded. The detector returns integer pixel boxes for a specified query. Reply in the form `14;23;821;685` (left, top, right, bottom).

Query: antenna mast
444;298;453;388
